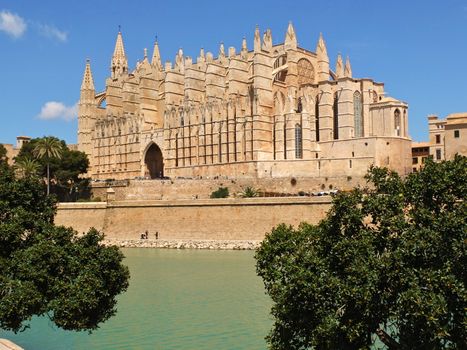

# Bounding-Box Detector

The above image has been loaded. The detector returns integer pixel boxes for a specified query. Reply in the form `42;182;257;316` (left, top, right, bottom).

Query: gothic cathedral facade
78;23;411;182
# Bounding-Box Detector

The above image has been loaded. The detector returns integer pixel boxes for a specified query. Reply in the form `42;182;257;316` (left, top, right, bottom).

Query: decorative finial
118;24;121;32
144;48;148;57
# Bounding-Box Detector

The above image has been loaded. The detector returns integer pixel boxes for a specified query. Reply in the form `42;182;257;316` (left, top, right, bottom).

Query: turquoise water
0;249;273;349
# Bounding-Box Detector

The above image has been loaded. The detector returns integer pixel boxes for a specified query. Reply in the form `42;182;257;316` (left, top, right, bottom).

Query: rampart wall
91;176;360;201
55;197;332;241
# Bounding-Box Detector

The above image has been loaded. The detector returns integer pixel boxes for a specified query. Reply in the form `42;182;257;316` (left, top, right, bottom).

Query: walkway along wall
55;197;332;241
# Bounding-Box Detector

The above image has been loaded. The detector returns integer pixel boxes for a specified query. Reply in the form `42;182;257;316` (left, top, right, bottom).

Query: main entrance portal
144;143;164;179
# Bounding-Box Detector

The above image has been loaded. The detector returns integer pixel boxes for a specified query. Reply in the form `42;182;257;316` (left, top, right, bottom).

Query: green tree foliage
0;164;130;333
255;156;466;350
14;157;40;179
210;187;229;198
16;137;90;201
33;136;63;195
0;144;7;165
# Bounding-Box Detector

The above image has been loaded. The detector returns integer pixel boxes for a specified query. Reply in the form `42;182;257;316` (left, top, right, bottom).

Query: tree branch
376;328;400;349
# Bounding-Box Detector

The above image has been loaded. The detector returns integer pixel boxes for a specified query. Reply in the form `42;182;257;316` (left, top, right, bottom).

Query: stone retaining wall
91;176;359;201
56;197;332;241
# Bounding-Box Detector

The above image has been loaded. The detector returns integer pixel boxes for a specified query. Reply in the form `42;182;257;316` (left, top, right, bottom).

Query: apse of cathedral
78;23;411;181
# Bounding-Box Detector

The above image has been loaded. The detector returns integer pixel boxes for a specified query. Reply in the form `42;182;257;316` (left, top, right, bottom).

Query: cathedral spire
151;38;162;70
111;29;128;78
284;21;297;50
335;53;344;78
197;47;206;63
316;32;328;57
262;29;272;52
254;25;261;52
241;37;248;59
344;56;352;78
81;59;95;91
316;33;329;81
175;47;184;72
219;42;225;58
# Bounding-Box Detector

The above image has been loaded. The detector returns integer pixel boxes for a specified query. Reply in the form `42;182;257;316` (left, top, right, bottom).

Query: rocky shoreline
102;239;262;250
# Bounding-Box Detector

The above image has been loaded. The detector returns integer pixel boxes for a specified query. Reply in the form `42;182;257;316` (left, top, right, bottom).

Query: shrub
241;186;258;198
210;187;229;198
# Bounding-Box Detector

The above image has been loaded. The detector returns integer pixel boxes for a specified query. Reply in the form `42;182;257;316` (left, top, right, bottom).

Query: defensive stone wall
91;177;360;201
55;197;332;241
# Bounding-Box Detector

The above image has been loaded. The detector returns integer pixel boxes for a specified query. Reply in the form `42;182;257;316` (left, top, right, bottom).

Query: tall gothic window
403;110;407;137
175;133;179;167
333;92;339;140
283;116;287;159
297;58;314;85
394;109;401;136
315;96;320;142
353;91;363;137
295;124;303;159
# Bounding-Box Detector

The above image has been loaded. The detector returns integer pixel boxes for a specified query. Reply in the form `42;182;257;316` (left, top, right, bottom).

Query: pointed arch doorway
144;143;164;179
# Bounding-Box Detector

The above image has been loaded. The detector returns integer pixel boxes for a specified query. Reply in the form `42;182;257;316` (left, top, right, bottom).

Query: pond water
0;249;273;349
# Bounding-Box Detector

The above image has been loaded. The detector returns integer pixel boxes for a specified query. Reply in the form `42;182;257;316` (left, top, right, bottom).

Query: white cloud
0;10;27;38
38;23;67;42
38;101;78;121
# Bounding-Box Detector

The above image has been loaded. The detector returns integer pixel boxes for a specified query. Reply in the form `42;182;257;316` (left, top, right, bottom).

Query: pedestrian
145;230;149;239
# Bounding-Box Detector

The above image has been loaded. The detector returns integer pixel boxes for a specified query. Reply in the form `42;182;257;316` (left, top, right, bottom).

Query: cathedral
78;23;411;182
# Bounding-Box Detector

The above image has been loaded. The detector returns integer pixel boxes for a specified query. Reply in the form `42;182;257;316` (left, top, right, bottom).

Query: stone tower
78;59;96;160
111;30;128;79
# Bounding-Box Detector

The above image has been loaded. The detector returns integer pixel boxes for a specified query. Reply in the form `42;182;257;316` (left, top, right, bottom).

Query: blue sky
1;0;466;145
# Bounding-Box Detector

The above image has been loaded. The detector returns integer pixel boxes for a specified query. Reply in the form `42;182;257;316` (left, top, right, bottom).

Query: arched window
315;96;320;142
403;110;407;137
353;91;363;137
295;124;303;159
180;112;184;127
273;54;287;83
333;92;339;140
394;109;401;136
175;133;179;167
297;58;315;85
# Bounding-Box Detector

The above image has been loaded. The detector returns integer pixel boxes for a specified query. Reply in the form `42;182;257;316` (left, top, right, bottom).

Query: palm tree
14;157;41;178
33;137;63;195
240;186;258;198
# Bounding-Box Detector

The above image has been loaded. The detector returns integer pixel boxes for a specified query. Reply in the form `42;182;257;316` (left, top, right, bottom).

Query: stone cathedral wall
79;25;411;182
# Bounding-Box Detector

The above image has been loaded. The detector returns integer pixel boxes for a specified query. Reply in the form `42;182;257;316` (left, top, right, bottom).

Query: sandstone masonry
55;197;332;241
78;23;411;187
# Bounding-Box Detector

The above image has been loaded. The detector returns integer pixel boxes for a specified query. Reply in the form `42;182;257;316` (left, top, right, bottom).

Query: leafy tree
16;137;90;201
210;187;229;198
0;163;130;333
32;136;63;195
0;144;7;165
14;157;40;178
256;156;466;350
